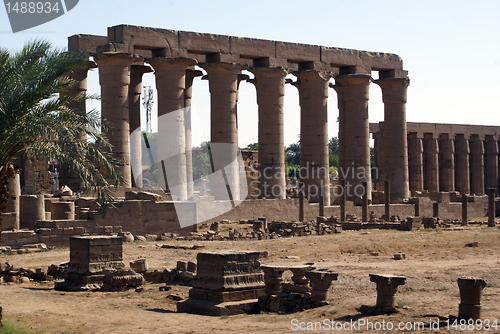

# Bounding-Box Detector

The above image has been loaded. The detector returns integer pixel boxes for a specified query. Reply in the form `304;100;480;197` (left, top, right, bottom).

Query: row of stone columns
69;50;409;206
397;133;499;195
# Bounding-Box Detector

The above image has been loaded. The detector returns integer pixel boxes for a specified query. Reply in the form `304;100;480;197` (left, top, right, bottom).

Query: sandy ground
1;224;500;333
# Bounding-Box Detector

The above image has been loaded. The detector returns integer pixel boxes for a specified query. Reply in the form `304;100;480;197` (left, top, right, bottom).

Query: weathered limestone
304;270;338;301
470;135;485;195
375;75;410;202
294;70;331;205
184;68;203;198
369;274;406;312
335;73;372;201
5;174;20;229
458;277;487;320
55;236;125;291
178;251;265;315
51;202;75;220
408;133;424;194
330;84;347;193
129;64;153;188
424;134;439;193
487;188;495;227
20;195;45;230
149;57;197;201
373;131;385;190
455;134;470;194
439;134;455;192
96;51;142;187
484;136;498;194
201;62;246;201
249;67;287;199
261;265;285;295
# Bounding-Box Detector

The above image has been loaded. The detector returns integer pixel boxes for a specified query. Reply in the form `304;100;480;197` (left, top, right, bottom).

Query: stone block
66;236;124;275
63;227;74;235
129;259;148;273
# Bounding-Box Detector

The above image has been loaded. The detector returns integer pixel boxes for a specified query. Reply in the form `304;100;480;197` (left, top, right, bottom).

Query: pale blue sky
2;0;499;147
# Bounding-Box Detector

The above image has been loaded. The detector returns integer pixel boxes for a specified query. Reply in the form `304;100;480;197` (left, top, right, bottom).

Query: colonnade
374;128;500;196
63;50;411;206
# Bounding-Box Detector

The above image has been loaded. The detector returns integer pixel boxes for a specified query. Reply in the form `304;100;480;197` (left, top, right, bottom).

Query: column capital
148;57;197;70
470;138;485;155
334;73;372;86
374;77;410;104
199;61;247;74
293;69;332;82
95;52;143;66
131;64;154;75
249;66;288;78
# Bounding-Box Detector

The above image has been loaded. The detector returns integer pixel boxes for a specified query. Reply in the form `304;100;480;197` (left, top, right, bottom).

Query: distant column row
400;133;498;195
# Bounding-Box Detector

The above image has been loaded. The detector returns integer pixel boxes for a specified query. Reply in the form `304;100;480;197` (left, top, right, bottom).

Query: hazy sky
2;0;499;148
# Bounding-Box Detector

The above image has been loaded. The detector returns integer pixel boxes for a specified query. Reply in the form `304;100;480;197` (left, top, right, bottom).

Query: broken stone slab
102;269;144;291
394;253;406;260
304;270;338;301
129;259;148;273
125;190;162;202
369;274;406;313
458;277;487;320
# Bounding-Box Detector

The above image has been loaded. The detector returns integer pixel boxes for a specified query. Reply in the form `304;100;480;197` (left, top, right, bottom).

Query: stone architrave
408;133;424;194
149;57;197;201
96;52;143;187
375;76;410;202
335;74;372;201
249;67;288;199
294;70;331;205
201;62;247;201
129;64;153;188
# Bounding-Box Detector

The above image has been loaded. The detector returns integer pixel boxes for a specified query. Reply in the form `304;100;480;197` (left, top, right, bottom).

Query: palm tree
0;40;124;239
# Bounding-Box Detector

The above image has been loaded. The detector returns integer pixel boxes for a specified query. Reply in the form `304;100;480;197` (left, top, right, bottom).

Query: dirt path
1;227;499;333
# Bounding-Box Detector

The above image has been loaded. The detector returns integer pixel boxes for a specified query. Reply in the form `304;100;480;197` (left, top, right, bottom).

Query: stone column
202;62;246;201
375;76;410;202
20;195;45;230
455;134;470;194
373;131;385;190
331;84;346;180
484;135;498;194
248;67;287;199
261;266;285;295
335;74;372;201
469;135;485;195
408;133;424;194
294;70;331;205
59;62;96;190
369;274;406;312
304;270;338;302
150;57;197;201
439;134;455;192
96;53;142;187
5;173;21;229
424;135;439;193
458;277;487;320
129;65;153;188
184;69;203;199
